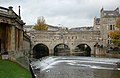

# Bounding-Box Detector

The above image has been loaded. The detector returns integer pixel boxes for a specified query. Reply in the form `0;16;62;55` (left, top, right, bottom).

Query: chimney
18;6;21;18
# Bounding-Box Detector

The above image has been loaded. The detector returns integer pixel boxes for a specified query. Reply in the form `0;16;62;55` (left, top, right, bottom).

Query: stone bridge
30;28;100;58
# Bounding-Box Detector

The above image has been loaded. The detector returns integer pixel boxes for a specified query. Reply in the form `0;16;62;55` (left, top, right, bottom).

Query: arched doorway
54;43;70;56
74;44;91;56
33;43;49;59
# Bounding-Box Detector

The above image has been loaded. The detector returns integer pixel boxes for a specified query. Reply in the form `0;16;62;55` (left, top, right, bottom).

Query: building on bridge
0;6;31;60
24;7;120;58
25;24;100;58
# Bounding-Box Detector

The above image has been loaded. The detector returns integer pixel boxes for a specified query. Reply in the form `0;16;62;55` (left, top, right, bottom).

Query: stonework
29;28;100;56
93;8;120;49
26;8;120;57
0;6;31;60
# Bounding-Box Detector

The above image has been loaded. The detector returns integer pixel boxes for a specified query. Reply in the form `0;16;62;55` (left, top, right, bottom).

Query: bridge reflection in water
30;56;120;78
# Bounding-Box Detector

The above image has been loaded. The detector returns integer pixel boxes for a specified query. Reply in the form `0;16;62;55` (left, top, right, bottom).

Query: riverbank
95;53;120;58
0;60;32;78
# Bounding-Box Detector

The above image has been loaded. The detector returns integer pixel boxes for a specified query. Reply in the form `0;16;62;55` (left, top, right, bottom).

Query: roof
102;8;119;17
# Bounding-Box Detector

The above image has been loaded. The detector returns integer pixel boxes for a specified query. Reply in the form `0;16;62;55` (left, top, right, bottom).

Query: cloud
0;0;120;28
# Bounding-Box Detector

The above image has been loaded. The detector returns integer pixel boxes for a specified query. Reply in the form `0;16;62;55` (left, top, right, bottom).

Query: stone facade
24;7;120;57
29;28;100;56
23;33;31;57
93;8;120;49
93;7;120;56
0;6;31;59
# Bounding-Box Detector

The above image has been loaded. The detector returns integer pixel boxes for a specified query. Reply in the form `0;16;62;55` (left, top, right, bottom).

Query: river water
31;56;120;78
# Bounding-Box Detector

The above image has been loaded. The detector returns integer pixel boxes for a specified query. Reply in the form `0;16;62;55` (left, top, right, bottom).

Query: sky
0;0;120;28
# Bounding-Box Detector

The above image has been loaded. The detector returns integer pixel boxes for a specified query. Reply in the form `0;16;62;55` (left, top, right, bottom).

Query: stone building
93;7;120;54
0;6;31;59
25;25;100;58
24;7;120;58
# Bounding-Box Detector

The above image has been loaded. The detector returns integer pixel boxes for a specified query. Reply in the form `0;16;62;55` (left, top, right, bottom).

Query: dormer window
108;13;114;16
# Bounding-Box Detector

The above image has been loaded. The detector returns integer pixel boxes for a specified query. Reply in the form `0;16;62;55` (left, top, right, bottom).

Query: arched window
110;25;112;30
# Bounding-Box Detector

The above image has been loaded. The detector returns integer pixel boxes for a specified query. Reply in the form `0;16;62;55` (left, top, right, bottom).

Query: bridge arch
54;43;70;56
73;43;91;56
33;43;49;59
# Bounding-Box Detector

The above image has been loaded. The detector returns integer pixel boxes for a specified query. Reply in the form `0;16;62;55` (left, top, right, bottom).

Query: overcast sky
0;0;120;28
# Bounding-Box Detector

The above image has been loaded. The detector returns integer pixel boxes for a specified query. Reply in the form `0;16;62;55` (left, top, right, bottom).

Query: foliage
110;31;120;47
110;17;120;47
33;16;48;30
110;30;120;39
116;17;120;28
0;60;32;78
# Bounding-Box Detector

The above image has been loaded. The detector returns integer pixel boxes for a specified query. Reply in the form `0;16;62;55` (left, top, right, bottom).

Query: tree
116;17;120;28
33;16;48;30
110;30;120;47
109;17;120;47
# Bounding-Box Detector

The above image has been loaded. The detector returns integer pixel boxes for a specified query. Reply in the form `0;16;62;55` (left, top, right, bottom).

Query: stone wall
23;33;31;57
0;6;31;60
30;29;100;56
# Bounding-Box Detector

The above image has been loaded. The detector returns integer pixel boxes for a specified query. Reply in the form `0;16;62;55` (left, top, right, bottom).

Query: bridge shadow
74;44;91;56
54;43;70;56
33;43;49;59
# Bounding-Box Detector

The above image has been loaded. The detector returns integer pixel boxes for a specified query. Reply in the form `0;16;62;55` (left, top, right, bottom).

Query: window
113;25;115;30
109;25;115;30
72;36;74;39
108;13;114;16
108;35;109;38
108;40;112;44
110;25;112;30
76;36;77;39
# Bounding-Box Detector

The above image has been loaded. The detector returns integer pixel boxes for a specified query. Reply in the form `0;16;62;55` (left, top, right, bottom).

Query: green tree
33;16;48;30
110;30;120;47
110;17;120;47
116;17;120;28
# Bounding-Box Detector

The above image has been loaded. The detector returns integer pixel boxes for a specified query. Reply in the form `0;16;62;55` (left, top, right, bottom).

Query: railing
0;6;24;25
0;6;9;15
0;6;21;19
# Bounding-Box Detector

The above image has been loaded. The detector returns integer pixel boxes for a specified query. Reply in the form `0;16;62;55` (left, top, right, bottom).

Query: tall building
93;7;120;49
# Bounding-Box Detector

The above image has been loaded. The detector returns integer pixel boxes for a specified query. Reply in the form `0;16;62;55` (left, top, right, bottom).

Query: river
30;56;120;78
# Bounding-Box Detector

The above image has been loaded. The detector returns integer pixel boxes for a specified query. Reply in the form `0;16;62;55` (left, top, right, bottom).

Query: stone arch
33;43;49;59
73;43;91;56
54;43;70;56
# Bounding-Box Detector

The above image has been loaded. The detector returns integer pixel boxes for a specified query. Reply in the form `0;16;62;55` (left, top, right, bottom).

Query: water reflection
93;69;120;78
